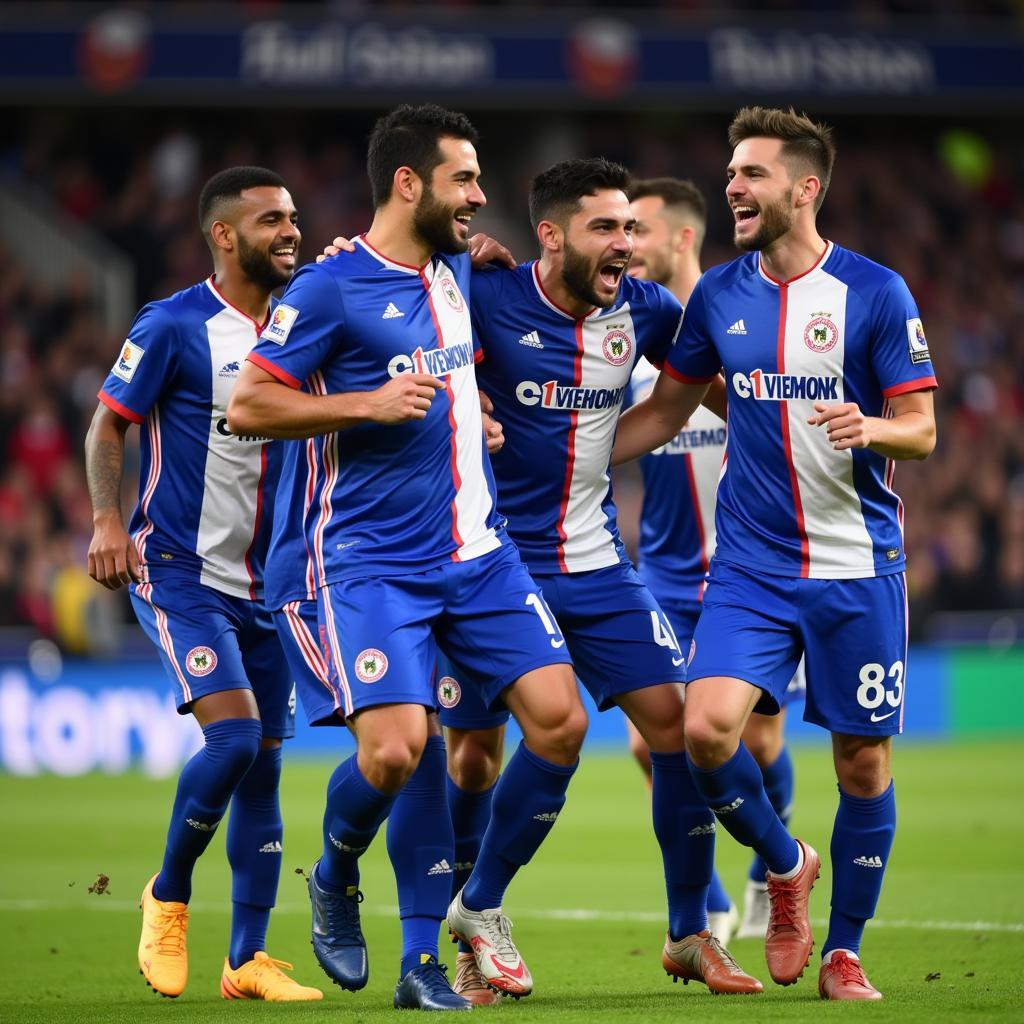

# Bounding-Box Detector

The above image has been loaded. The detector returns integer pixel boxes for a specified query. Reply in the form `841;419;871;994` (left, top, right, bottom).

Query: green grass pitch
2;740;1022;1022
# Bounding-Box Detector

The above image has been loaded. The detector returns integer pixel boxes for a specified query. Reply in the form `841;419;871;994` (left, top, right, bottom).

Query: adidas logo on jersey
427;859;453;876
853;855;884;868
259;840;283;854
727;319;748;335
382;302;405;319
518;330;543;349
533;811;559;822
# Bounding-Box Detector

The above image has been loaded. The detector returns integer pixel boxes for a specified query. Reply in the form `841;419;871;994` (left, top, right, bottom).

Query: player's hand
469;233;516;270
317;235;357;263
808;402;875;450
482;411;504;454
87;512;142;590
366;373;446;424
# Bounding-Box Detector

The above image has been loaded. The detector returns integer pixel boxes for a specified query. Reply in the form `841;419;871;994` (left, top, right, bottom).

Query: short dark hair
367;104;480;208
628;177;706;225
728;106;835;210
198;166;286;235
528;158;631;231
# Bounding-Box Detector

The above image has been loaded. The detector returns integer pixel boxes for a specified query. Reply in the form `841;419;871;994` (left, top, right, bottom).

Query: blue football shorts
439;559;688;730
318;541;573;719
273;599;347;728
131;574;295;738
687;559;907;735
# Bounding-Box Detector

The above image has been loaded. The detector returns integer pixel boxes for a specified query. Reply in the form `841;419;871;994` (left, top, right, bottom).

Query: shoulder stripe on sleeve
663;364;717;385
882;376;938;398
98;389;144;424
247;352;302;389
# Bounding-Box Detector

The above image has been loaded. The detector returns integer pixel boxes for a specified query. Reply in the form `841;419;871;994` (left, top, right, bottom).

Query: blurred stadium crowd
1;110;1021;647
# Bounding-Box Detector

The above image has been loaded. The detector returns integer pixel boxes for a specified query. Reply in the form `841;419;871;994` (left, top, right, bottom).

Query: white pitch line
1;898;1022;933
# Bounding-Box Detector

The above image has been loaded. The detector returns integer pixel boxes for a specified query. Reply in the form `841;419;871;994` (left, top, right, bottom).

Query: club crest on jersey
440;275;465;313
602;328;632;366
437;675;461;709
111;340;145;383
186;646;218;677
261;304;299;345
732;369;839;402
355;648;388;683
387;341;474;378
906;317;930;364
803;314;838;354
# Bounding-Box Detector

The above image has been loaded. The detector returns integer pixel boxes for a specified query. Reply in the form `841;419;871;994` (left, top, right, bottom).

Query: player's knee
531;701;588;764
203;718;262;780
448;734;502;792
834;735;891;797
363;739;422;793
684;714;734;768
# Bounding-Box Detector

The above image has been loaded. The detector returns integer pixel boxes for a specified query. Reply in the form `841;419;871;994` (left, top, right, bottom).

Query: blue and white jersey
473;262;683;575
264;436;319;610
628;357;725;606
248;236;503;586
666;242;937;580
99;277;281;600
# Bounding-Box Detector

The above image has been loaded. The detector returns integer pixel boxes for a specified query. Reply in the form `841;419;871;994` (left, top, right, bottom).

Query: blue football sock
153;718;262;904
823;781;896;958
650;750;713;939
462;742;576;912
318;754;395;892
688;744;800;876
227;745;283;969
447;776;496;954
707;870;732;914
386;736;453;976
749;745;795;883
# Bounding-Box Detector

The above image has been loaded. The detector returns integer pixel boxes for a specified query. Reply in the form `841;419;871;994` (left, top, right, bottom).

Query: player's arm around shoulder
611;370;710;466
228;360;446;438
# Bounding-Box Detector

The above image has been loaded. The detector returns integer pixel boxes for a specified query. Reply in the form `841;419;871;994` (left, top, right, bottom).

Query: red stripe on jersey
247;351;302;389
776;285;811;577
420;267;465;558
758;242;829;286
207;276;271;334
97;390;144;424
133;406;163;579
682;452;710;601
556;320;586;573
882;376;937;398
242;442;269;599
663;364;717;385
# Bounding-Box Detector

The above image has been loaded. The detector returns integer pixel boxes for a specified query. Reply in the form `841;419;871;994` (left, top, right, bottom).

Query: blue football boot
308;860;368;990
394;956;473;1011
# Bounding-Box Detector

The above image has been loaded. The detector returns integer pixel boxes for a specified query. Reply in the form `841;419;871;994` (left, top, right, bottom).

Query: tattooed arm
85;403;141;589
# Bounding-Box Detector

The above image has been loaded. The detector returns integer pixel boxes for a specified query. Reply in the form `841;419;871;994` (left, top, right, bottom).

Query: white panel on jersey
783;268;875;578
631;360;725;565
197;307;268;597
560;306;638;572
429;263;500;562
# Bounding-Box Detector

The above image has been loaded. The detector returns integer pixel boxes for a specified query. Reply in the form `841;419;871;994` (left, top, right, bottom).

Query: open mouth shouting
597;258;628;292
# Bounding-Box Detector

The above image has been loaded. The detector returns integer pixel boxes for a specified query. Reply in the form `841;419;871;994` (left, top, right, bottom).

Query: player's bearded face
562;237;629;310
733;189;794;252
237;231;296;290
413;181;473;256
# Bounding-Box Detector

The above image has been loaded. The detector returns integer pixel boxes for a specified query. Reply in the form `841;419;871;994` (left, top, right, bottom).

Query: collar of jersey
205;276;271;333
355;235;434;281
756;240;833;288
531;261;603;321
